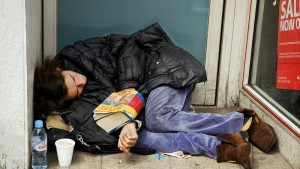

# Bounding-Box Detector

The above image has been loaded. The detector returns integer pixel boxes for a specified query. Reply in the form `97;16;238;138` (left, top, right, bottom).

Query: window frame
242;0;300;138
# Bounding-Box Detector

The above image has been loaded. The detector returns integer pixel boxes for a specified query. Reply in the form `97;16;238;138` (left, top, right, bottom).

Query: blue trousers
135;86;244;158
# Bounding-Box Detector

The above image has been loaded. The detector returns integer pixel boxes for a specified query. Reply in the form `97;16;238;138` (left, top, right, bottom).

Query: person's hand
118;122;138;153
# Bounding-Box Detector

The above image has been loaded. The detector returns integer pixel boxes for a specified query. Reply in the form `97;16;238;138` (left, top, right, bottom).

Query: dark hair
33;58;69;118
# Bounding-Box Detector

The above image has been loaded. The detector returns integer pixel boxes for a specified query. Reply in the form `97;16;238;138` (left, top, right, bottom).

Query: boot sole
249;143;253;169
262;124;277;153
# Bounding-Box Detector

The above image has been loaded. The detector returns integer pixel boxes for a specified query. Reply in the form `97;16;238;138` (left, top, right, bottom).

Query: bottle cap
35;120;43;128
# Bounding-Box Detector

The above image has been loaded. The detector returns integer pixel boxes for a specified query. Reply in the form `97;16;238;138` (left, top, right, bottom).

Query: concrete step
47;108;293;169
48;146;292;169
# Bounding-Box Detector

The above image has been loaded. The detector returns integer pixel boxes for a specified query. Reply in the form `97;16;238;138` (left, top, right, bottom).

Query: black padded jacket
56;23;207;105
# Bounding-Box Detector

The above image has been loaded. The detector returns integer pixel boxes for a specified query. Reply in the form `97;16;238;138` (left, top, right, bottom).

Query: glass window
250;0;300;127
57;0;210;64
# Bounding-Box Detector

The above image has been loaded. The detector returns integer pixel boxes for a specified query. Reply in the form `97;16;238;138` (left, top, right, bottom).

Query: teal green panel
57;0;210;64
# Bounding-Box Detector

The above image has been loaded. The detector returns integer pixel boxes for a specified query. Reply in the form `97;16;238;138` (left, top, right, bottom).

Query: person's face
61;70;87;100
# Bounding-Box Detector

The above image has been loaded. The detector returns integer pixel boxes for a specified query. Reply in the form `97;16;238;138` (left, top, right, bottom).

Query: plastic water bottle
32;120;47;169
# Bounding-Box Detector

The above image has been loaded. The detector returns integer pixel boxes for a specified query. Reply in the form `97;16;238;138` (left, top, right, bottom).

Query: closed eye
70;75;75;82
69;74;79;96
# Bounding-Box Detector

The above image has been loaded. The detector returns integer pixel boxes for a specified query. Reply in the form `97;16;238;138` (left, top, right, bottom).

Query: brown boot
238;108;277;152
216;132;252;169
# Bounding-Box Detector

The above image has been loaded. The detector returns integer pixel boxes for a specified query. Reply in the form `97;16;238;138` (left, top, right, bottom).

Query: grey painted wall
0;0;41;168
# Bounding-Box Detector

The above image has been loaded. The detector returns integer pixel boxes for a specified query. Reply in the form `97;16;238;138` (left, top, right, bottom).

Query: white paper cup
55;138;75;167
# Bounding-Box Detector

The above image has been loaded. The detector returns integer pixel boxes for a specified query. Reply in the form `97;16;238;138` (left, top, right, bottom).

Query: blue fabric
135;86;244;158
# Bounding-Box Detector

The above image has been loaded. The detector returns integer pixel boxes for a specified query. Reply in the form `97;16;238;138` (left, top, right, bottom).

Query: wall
217;0;250;107
0;0;41;168
25;0;42;166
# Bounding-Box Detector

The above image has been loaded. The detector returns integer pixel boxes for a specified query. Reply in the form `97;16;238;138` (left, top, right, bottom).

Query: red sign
277;0;300;90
